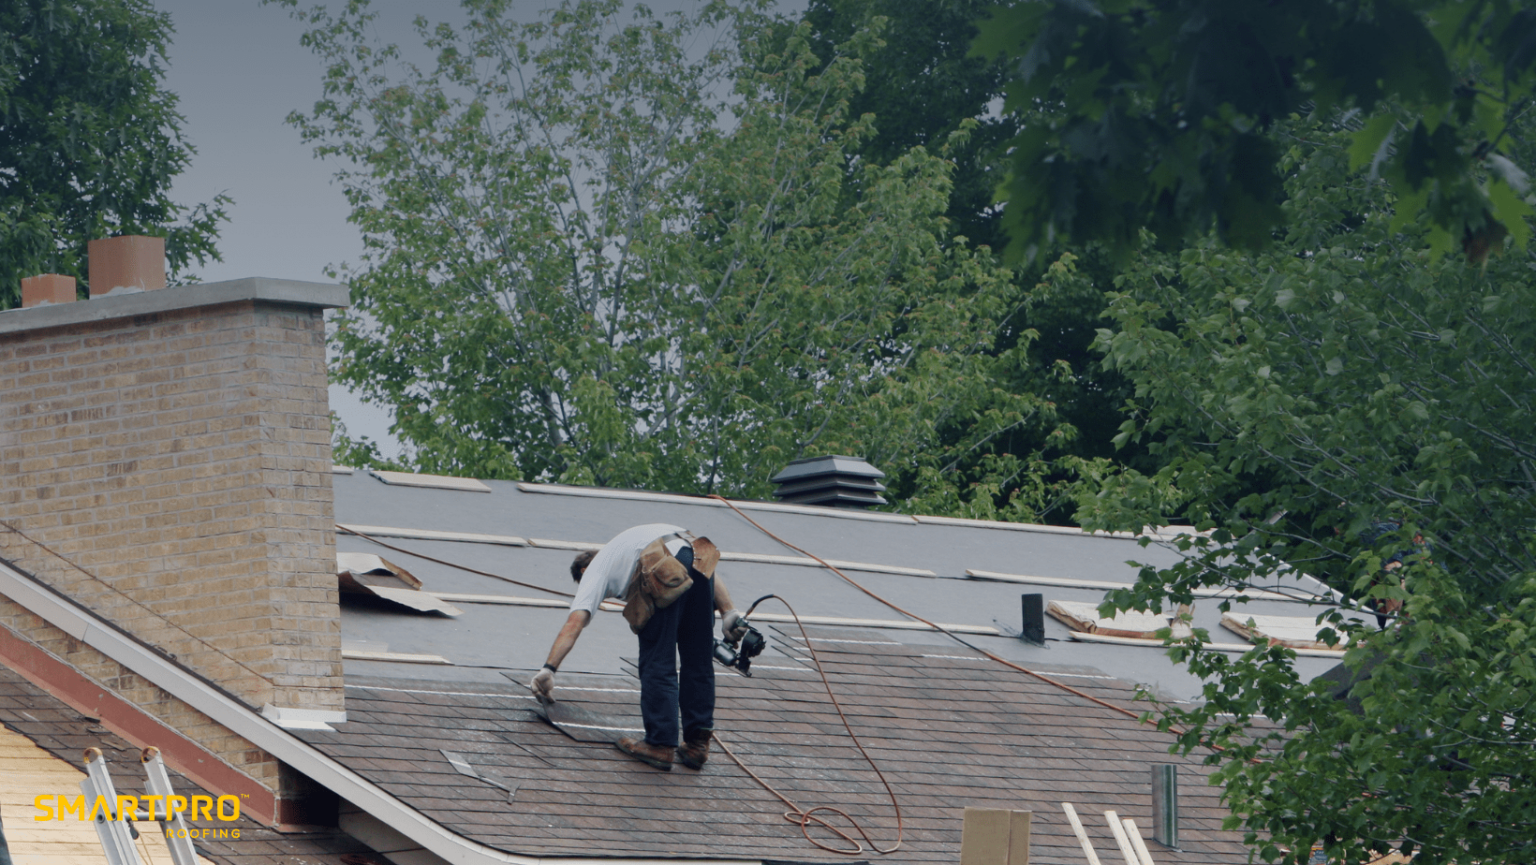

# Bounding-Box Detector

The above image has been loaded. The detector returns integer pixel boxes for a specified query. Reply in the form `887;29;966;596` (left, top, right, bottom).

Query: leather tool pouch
691;536;720;579
621;582;654;635
621;538;694;634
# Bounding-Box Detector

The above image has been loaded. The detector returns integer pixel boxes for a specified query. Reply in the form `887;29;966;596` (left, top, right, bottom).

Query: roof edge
0;559;758;865
0;277;350;336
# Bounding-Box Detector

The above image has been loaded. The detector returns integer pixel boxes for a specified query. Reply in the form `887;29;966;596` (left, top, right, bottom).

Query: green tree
976;1;1536;264
796;1;1146;522
1069;117;1536;865
803;0;1015;249
978;2;1536;856
0;0;228;309
282;0;1056;499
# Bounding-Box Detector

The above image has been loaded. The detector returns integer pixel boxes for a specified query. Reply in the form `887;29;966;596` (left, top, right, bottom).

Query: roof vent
770;455;887;509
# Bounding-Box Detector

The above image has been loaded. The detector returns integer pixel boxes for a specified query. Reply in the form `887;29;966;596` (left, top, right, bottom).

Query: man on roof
530;523;748;771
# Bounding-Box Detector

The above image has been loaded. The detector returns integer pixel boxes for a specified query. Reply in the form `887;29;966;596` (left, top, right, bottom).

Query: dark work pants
636;554;715;747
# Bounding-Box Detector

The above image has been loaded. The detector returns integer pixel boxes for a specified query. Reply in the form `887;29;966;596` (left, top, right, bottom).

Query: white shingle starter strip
424;591;1001;636
966;568;1322;603
516;482;920;524
1067;630;1346;657
339;524;528;546
371;470;493;493
527;537;937;576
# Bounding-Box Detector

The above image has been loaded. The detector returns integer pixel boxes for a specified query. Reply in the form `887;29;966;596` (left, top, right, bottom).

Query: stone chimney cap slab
0;277;350;337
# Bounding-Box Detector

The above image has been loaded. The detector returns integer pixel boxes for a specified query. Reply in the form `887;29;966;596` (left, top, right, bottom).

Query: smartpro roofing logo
2;733;252;865
33;793;242;833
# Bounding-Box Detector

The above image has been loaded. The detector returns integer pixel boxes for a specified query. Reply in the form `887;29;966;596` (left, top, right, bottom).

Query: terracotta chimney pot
88;235;166;297
20;273;78;307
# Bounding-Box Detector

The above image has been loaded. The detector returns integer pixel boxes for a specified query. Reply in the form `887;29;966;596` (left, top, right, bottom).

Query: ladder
81;746;200;865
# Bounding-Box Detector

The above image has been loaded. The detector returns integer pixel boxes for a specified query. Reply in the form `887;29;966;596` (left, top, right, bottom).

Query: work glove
722;609;748;643
530;666;556;704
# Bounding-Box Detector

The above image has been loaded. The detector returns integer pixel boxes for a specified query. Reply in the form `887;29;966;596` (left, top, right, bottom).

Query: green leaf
1349;114;1398;174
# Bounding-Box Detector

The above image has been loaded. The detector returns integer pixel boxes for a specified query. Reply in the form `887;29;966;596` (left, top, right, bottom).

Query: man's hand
722;609;748;643
530;666;556;704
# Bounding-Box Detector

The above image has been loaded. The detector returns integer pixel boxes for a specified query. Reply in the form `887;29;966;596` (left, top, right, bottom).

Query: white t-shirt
570;523;689;617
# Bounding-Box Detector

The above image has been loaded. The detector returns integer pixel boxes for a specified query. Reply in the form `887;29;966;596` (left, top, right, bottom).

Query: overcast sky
155;0;801;460
157;0;438;457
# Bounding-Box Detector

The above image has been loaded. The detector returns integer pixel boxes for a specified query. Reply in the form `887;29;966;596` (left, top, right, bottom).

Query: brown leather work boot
616;737;673;770
676;729;712;770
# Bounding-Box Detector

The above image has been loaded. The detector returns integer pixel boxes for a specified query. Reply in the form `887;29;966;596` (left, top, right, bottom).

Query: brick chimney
0;274;349;816
88;235;167;295
20;274;78;308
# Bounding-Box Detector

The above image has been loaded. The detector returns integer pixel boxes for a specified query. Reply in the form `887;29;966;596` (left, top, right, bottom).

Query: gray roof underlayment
332;470;1353;701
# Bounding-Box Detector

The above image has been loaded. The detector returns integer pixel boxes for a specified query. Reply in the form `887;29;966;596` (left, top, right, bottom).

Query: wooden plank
1046;600;1171;639
1060;803;1102;865
1220;612;1355;650
1104;811;1139;865
1122;819;1156;865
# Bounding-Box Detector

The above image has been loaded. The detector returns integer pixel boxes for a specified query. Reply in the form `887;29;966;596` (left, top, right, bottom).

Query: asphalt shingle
301;634;1247;864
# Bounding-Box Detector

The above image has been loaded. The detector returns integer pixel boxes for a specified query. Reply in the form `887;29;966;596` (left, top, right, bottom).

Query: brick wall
0;283;349;794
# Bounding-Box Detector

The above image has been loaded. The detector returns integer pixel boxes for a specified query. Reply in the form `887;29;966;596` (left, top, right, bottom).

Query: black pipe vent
769;456;887;509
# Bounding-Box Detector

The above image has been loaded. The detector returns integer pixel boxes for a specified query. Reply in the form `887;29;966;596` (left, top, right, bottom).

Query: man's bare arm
544;609;592;669
713;578;736;616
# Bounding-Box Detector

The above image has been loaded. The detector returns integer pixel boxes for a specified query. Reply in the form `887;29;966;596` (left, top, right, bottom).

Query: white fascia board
0;560;758;865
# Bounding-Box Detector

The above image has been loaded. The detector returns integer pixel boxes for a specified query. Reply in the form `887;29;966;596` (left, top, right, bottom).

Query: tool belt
621;535;719;634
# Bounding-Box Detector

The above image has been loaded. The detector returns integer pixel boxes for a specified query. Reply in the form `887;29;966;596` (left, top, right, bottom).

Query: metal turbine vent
769;455;887;509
